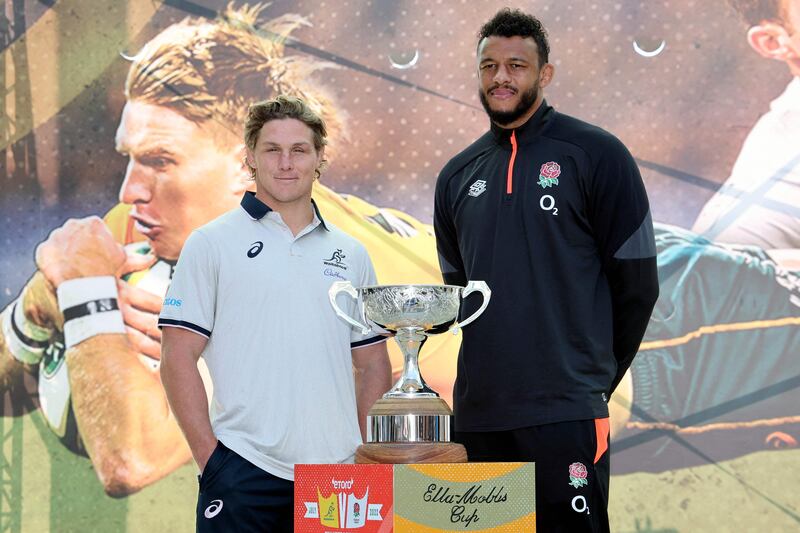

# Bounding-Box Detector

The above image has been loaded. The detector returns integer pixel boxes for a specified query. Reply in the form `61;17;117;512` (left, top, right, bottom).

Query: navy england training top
434;101;659;431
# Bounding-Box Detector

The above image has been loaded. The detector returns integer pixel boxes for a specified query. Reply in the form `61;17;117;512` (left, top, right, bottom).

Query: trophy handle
328;281;371;335
451;280;491;335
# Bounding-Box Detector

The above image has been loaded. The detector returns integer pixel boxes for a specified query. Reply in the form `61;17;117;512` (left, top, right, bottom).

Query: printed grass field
4;410;798;532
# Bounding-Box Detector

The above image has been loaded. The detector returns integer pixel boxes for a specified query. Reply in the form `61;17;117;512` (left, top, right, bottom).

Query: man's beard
479;84;539;127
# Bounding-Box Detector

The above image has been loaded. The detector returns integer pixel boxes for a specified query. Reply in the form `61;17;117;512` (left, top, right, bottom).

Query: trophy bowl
359;284;462;334
329;281;491;464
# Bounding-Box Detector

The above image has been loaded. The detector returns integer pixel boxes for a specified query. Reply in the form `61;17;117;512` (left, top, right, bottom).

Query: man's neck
276;203;315;236
254;191;314;236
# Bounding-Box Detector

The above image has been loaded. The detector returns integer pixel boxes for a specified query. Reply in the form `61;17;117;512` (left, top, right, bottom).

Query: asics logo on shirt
204;499;224;518
247;241;264;258
468;179;487;197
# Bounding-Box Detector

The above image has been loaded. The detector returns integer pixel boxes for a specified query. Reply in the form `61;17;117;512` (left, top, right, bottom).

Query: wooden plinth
356;442;467;464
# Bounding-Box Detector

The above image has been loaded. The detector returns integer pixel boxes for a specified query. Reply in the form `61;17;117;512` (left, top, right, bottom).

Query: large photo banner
1;0;798;531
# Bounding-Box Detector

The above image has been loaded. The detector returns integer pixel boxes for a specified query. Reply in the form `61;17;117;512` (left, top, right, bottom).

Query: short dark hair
478;8;550;66
727;0;789;26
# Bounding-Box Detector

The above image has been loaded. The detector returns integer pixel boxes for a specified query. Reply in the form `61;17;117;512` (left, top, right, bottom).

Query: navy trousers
196;441;294;532
455;418;611;533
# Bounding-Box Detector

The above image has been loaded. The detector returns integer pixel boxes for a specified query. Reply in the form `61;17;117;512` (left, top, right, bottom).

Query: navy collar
490;99;555;148
241;191;272;219
240;191;329;231
311;198;330;231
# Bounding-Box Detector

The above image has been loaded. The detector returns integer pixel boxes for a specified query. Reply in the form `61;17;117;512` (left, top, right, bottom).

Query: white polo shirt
158;192;384;480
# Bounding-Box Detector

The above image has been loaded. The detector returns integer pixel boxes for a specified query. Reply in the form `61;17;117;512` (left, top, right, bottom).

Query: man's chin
486;109;526;127
483;96;518;115
487;98;519;113
147;237;179;262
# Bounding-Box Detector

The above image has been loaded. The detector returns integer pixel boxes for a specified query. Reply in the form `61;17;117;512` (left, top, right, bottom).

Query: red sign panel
295;464;395;532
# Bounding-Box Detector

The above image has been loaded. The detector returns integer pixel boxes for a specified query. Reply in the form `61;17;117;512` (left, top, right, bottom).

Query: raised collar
240;191;329;231
490;99;555;148
771;76;800;114
241;191;272;220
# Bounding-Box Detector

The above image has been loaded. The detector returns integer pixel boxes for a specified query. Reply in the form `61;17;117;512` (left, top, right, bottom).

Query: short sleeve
157;230;217;338
350;245;386;349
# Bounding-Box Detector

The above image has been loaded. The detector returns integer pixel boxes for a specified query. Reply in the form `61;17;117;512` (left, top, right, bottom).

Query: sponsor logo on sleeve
163;298;182;307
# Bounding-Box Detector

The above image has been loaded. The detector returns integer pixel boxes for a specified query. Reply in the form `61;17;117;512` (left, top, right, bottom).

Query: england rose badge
568;462;589;489
538;161;561;188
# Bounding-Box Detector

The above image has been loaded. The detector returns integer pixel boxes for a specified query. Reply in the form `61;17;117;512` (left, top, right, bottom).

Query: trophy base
359;397;467;463
367;397;454;443
355;442;468;464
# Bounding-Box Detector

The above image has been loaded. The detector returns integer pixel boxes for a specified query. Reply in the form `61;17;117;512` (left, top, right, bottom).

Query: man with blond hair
160;94;390;532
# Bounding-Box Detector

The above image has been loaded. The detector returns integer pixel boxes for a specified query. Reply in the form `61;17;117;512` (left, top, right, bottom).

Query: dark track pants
455;418;611;533
196;441;294;533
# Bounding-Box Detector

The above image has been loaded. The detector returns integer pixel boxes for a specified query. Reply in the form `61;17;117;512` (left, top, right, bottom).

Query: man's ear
539;63;555;89
747;22;795;61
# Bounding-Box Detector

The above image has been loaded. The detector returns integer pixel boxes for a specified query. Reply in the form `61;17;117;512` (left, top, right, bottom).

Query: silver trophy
329;282;490;463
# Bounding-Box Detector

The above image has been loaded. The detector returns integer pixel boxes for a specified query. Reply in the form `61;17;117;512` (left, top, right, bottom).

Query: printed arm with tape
29;215;192;496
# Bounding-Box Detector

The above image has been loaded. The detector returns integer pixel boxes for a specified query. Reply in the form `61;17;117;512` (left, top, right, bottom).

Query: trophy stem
384;327;437;398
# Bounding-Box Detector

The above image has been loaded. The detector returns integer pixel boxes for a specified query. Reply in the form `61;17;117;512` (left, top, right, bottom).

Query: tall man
433;9;659;532
693;0;800;247
159;95;391;532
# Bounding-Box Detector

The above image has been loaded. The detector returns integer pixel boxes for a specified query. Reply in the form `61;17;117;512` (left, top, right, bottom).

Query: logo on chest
537;161;561;188
323;249;348;270
247;241;264;258
468;179;487;197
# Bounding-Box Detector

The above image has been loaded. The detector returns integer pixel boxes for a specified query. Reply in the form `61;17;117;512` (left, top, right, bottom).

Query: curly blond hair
125;3;345;151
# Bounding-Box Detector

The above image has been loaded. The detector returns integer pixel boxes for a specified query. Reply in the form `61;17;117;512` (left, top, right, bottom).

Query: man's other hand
117;279;162;360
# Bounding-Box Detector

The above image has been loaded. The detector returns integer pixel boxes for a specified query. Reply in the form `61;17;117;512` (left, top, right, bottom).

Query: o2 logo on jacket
540;195;558;215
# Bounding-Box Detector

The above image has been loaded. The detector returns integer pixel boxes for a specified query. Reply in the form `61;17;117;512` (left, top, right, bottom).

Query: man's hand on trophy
35;217;128;287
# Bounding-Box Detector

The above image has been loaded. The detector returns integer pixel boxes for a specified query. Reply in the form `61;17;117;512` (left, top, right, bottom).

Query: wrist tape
57;277;125;349
2;300;51;364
